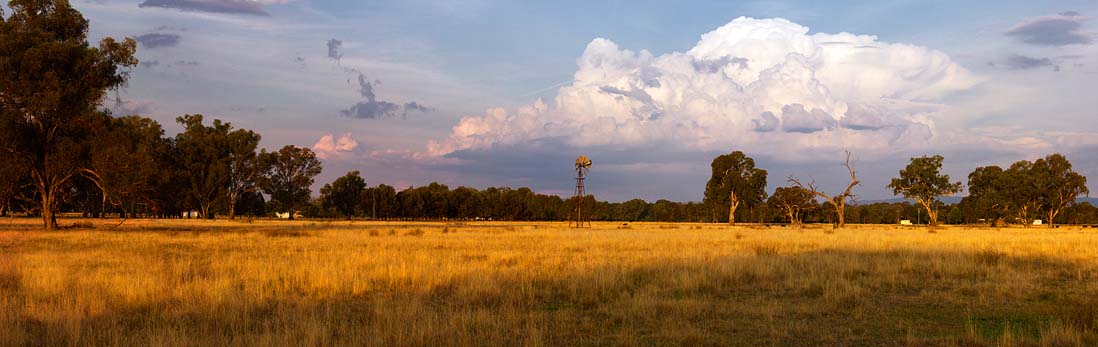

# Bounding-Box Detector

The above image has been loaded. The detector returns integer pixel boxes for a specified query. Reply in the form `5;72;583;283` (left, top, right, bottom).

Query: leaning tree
888;155;963;226
704;151;768;225
0;0;137;229
789;151;861;228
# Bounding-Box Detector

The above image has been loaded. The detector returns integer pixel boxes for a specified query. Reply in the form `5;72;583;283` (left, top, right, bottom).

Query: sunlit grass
1;219;1097;346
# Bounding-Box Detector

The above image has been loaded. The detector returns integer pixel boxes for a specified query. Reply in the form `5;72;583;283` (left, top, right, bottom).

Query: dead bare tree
788;151;861;228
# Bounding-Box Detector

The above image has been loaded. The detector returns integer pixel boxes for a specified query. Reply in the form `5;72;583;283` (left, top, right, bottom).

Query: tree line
702;150;1090;227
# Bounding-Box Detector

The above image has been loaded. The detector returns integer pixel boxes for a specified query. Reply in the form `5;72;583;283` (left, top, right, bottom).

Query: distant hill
857;196;1097;205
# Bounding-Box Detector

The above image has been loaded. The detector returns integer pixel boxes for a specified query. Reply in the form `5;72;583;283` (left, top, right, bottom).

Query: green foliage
888;155;962;225
259;145;322;219
320;171;367;218
1034;154;1088;226
174;114;260;219
768;186;815;225
961;154;1087;226
703;151;768;224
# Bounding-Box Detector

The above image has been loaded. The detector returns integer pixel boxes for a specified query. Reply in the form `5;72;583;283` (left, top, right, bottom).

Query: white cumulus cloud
426;17;979;161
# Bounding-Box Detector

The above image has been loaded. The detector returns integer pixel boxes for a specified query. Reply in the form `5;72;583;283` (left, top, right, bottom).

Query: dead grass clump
442;227;451;234
1061;299;1098;333
753;243;779;257
1040;322;1084;347
368;229;380;237
405;228;425;237
975;249;1006;266
263;229;314;237
388;229;397;236
68;221;95;229
735;233;744;240
0;256;19;291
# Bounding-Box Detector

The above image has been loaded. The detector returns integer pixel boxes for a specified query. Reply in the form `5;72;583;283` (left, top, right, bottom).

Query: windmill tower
570;155;592;228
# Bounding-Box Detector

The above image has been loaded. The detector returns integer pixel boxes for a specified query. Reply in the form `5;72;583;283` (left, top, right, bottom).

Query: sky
69;0;1098;202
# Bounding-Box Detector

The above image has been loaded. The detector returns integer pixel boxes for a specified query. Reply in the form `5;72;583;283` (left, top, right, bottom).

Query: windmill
570;155;593;228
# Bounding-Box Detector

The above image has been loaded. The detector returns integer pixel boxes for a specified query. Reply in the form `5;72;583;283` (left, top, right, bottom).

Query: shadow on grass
4;243;1097;346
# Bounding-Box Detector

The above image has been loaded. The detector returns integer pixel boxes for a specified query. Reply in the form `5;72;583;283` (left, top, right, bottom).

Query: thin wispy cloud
1003;54;1054;70
138;0;293;16
134;32;181;48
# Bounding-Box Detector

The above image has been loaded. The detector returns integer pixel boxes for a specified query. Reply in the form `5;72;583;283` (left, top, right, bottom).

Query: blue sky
73;0;1098;201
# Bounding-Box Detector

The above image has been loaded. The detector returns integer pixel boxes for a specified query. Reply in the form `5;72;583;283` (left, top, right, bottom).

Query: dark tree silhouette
259;145;322;220
321;171;366;218
0;0;137;229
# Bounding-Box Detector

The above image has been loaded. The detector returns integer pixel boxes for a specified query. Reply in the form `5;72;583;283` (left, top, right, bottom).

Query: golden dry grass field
1;219;1097;346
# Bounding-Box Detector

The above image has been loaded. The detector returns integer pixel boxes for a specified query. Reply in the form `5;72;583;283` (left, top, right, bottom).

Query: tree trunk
786;209;797;226
227;192;237;220
918;199;939;226
1047;209;1057;228
41;190;58;230
834;203;845;228
728;190;739;226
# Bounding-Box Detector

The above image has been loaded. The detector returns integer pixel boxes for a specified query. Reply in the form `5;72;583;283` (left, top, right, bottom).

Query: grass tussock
262;229;315;237
1;219;1097;346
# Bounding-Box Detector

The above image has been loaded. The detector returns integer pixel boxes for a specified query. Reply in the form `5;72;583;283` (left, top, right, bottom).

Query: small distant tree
1034;153;1088;227
887;155;963;226
320;171;366;218
789;151;861;228
704;151;768;225
259;145;322;220
768;186;814;226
